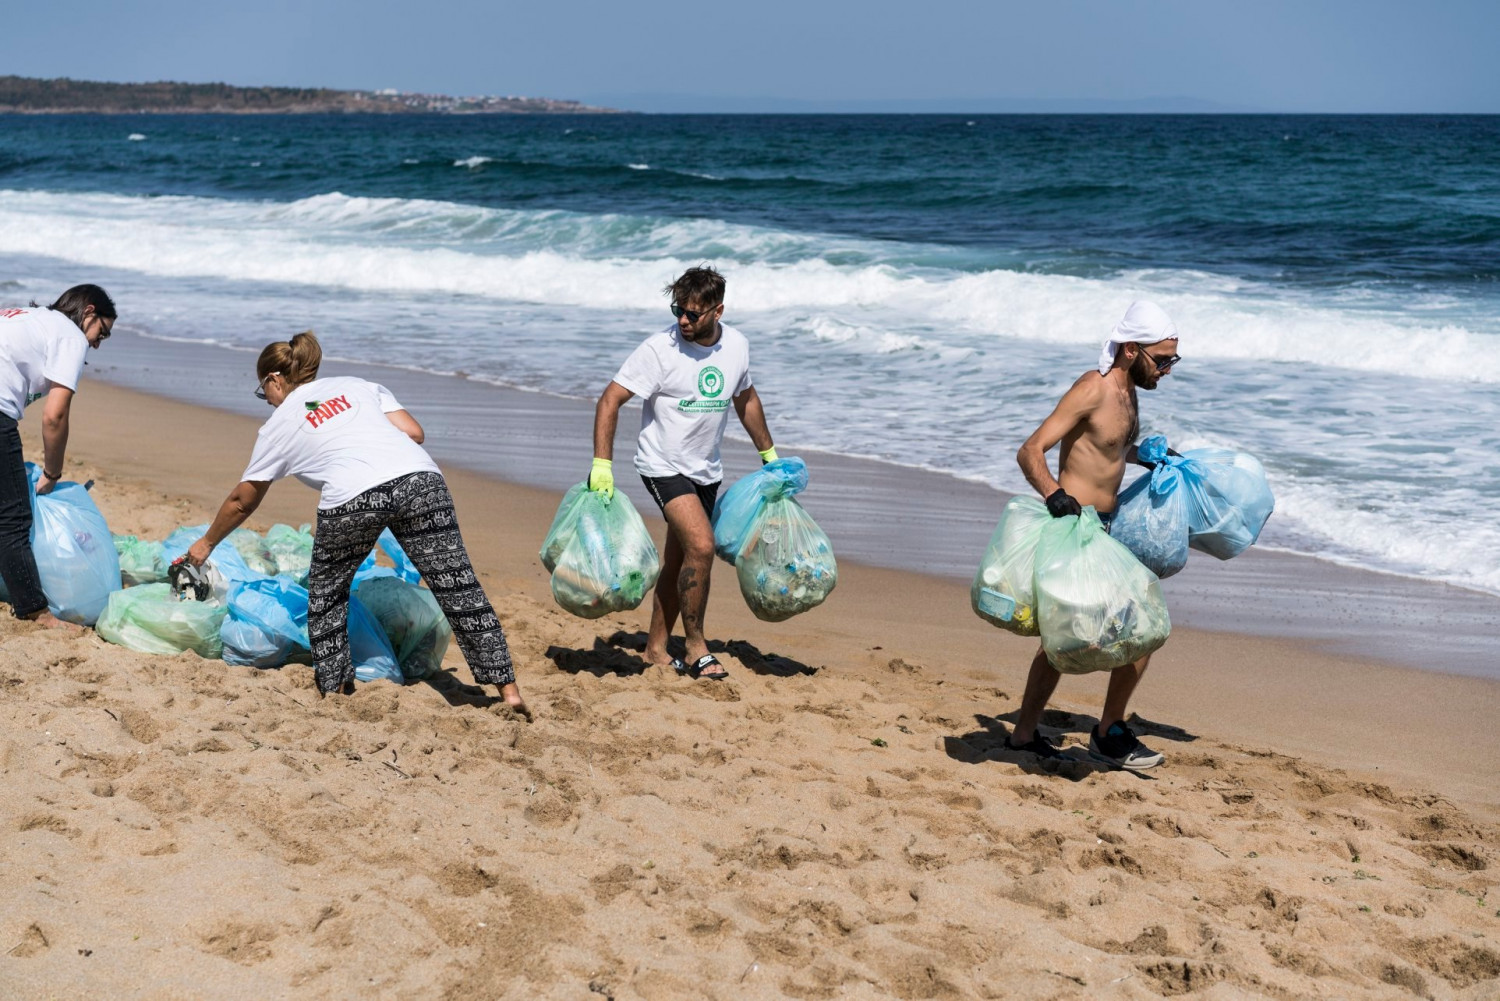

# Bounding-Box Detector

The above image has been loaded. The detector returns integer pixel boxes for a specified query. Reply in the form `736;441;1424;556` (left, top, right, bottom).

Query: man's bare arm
1016;375;1103;499
592;381;634;461
732;386;773;452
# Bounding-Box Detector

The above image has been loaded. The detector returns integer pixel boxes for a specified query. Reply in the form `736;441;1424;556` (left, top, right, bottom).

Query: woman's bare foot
498;682;531;719
24;610;84;634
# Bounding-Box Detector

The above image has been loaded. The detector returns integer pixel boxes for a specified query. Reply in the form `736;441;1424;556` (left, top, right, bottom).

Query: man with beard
1003;301;1182;770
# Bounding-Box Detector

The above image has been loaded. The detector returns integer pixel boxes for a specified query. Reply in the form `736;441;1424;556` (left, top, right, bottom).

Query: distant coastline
0;75;624;114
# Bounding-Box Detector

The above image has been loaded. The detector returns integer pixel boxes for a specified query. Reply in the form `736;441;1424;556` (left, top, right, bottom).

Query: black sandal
689;654;729;680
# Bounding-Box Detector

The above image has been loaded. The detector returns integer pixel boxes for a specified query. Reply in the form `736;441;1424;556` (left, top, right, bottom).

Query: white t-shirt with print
0;308;90;421
612;323;753;486
241;376;440;509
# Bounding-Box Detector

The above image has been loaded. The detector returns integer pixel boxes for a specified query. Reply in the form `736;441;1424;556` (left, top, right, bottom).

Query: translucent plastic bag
540;484;661;619
225;529;277;577
96;583;226;659
353;528;422;586
112;534;167;586
1111;436;1191;579
20;464;121;625
712;458;809;563
355;576;452;681
971;496;1050;636
734;499;837;621
160;525;269;585
1180;448;1275;560
265;523;314;584
221;577;309;667
349;594;402;683
1034;508;1171;675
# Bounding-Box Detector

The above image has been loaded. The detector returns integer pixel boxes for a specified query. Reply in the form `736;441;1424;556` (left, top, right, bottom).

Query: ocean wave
2;187;1497;384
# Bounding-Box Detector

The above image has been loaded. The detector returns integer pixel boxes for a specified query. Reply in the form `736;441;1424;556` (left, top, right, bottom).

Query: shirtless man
1004;301;1181;770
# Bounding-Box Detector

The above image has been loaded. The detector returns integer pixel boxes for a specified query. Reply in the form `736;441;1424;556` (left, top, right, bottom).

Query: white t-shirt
241;376;441;509
0;307;90;421
612;323;753;485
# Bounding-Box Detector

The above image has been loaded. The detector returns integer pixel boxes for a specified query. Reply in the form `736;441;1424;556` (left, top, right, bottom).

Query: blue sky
8;0;1499;112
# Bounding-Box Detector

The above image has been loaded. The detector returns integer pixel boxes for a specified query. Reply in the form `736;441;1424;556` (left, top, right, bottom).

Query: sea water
2;113;1498;595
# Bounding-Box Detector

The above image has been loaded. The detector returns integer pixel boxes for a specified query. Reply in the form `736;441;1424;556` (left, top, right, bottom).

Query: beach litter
713;457;837;622
1112;435;1275;575
0;464;120;625
96;582;227;659
971;495;1050;636
540;483;661;618
1033;507;1171;674
113;534;168;585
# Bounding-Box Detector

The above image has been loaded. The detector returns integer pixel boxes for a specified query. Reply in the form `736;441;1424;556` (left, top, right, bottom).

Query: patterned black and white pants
308;471;514;694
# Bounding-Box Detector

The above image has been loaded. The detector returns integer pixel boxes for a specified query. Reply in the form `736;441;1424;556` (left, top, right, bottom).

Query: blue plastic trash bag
1180;448;1275;560
355;576;452;680
221;577;309;667
540;484;661;618
1033;508;1171;675
96;583;226;659
15;463;121;625
354;528;422;586
971;496;1051;636
713;459;836;622
712;457;809;563
349;594;402;683
1111;436;1191;579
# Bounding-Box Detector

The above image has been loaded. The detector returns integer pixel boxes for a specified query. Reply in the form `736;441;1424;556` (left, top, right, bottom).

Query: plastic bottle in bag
19;464;121;625
96;583;226;659
113;534;168;586
540;485;661;619
355;576;452;680
715;458;837;621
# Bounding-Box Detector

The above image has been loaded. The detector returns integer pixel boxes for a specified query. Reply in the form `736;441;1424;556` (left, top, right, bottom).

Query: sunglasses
253;371;281;401
670;302;718;323
1145;351;1180;373
94;315;114;341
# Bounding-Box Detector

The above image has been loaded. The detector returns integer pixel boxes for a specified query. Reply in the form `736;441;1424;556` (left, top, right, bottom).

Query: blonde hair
256;330;322;388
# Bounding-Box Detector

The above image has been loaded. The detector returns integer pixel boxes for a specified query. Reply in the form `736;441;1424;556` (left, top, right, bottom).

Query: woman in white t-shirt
0;284;116;628
186;332;526;711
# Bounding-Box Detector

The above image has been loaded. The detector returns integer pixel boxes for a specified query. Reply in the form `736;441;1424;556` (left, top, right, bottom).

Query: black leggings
307;471;513;693
0;415;47;618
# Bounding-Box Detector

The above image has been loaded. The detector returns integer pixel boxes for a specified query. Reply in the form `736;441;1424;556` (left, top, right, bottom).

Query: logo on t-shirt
300;394;359;432
697;366;725;398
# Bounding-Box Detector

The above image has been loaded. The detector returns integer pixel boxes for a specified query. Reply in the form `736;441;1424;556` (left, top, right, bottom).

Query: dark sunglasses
253;371;280;401
1146;351;1180;373
94;316;114;341
671;302;717;323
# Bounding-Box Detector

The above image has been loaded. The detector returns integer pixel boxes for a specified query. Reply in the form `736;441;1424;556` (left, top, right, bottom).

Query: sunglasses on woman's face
94;316;113;341
254;372;280;401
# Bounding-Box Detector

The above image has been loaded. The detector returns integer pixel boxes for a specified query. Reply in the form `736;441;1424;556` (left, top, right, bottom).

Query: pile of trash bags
95;520;449;684
540;484;661;618
713;457;837;622
973;498;1170;674
0;464;120;625
1111;435;1275;578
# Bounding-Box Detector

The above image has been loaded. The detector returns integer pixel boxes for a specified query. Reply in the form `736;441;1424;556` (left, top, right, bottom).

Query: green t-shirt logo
698;366;725;398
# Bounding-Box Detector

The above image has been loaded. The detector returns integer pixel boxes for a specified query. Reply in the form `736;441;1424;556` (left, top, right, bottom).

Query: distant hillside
0;76;621;114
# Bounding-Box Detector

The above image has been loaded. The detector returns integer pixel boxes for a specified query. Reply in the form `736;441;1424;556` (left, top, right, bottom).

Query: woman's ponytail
256;330;323;388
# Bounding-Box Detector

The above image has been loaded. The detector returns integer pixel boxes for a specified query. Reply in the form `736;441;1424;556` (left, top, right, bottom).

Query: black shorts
641;474;720;517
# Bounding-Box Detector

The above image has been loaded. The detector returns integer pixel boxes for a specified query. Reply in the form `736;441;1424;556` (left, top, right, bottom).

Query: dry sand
2;382;1497;1000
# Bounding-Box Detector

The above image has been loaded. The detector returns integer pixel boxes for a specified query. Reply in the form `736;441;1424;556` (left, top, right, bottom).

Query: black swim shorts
640;474;720;517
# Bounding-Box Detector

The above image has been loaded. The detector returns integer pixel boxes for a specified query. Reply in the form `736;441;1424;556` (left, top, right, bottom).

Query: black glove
1045;488;1082;518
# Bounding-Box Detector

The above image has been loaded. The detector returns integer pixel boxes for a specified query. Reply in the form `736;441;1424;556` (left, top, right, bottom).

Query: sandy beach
2;379;1498;1000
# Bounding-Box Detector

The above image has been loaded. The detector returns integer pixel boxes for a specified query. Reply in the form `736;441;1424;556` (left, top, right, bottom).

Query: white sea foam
127;133;146;142
2;188;1495;386
452;156;492;169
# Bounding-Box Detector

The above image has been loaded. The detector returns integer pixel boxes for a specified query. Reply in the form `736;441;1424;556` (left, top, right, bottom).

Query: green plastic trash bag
265;523;314;584
226;528;278;577
114;534;168;586
971;496;1050;636
733;496;837;622
96;583;226;659
355;576;452;681
540;484;661;619
1033;508;1170;675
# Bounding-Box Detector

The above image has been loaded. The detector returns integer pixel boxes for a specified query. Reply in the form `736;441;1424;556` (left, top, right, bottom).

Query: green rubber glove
758;446;779;465
588;457;615;499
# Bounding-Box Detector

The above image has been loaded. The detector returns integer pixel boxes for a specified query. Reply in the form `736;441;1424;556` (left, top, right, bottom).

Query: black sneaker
1088;722;1164;771
1004;730;1066;760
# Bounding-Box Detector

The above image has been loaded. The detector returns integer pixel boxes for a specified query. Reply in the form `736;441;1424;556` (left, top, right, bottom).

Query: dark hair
257;330;322;387
47;284;116;328
664;266;726;308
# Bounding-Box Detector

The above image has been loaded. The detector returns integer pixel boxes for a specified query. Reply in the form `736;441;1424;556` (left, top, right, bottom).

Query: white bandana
1098;301;1178;375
